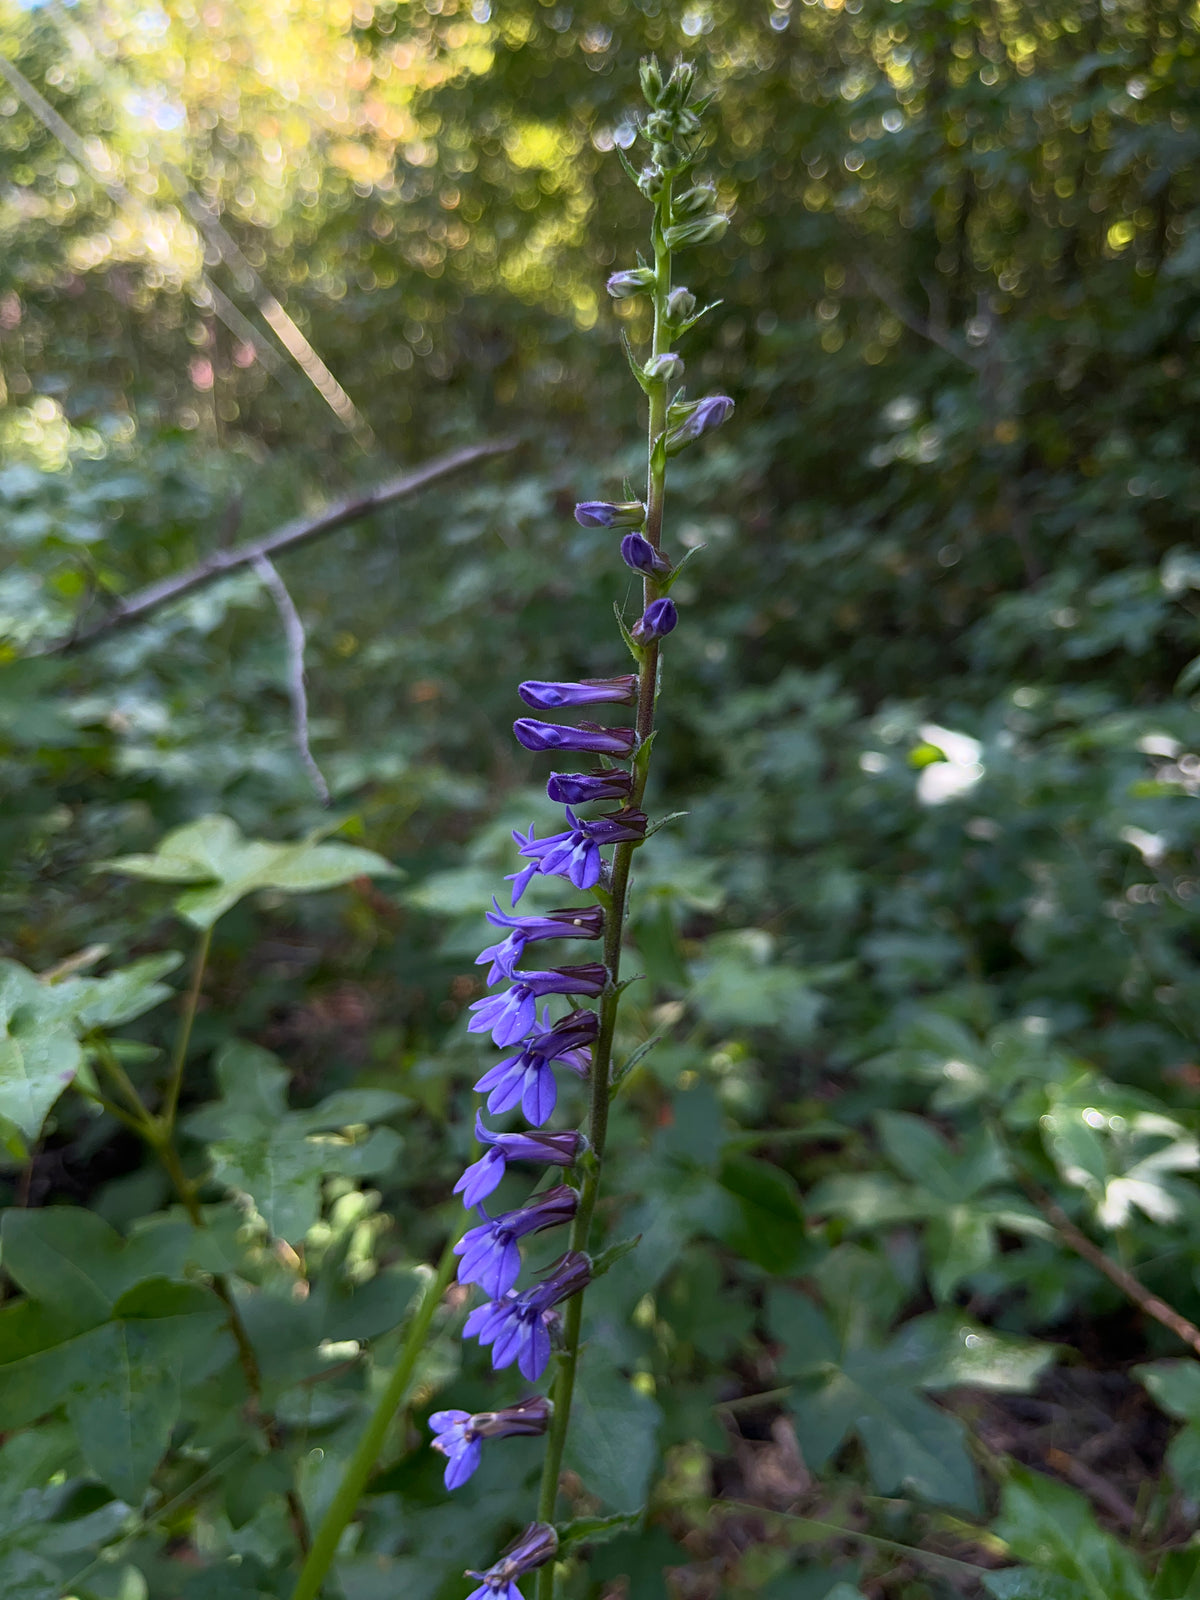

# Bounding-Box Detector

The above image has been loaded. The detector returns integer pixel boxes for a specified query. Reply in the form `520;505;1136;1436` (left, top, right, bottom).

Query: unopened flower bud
639;56;665;106
606;267;656;300
664;214;729;252
663;61;697;108
574;500;646;529
665;394;734;454
637;165;664;201
673;182;717;221
642;352;684;386
666;287;696;322
630;597;678;645
620;533;671;577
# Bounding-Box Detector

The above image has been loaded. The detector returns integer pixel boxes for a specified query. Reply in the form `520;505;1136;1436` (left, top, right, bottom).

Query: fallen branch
43;438;518;655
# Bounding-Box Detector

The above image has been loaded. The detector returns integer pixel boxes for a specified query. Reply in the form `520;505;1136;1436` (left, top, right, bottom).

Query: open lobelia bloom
475;902;603;986
513;719;637;758
517;677;637;710
429;1397;552;1491
455;1185;579;1298
465;1523;559;1600
467;963;606;1047
463;1252;592;1380
453;1114;584;1209
474;1007;597;1125
507;809;648;903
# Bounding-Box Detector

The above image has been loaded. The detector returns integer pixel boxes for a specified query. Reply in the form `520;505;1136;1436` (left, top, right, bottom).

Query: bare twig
41;438;518;655
252;554;330;805
1022;1177;1200;1358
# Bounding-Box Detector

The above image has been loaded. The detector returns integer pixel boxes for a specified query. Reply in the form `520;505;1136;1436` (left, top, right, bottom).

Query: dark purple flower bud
630;598;678;645
474;1005;598;1123
453;1113;583;1209
665;394;734;454
620;533;671;577
466;1524;559;1598
643;352;684;385
518;677;637;710
463;1253;592;1378
455;1185;578;1297
429;1399;552;1492
666;287;697;322
573;500;646;529
546;768;635;805
606;267;656;299
513;720;637;758
467;964;606;1046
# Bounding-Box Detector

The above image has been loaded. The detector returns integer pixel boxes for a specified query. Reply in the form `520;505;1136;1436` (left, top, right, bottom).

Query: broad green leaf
65;1283;226;1501
103;813;399;928
2;1208;140;1318
992;1468;1150;1600
588;1529;689;1600
917;1318;1058;1393
563;1358;661;1513
0;962;82;1145
186;1041;403;1240
715;1154;806;1274
1136;1360;1200;1424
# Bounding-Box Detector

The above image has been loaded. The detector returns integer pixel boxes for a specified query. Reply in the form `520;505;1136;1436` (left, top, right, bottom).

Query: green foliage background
5;0;1200;1595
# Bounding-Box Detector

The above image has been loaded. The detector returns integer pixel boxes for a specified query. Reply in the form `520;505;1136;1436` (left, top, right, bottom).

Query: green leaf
0;962;83;1145
555;1511;640;1552
66;1284;226;1501
563;1358;661;1513
588;1527;688;1600
992;1468;1150;1600
716;1154;806;1274
102;813;399;929
185;1041;403;1240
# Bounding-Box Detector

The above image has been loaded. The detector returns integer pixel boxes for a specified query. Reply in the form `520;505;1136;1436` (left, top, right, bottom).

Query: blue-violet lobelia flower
463;1253;592;1379
428;1397;552;1491
630;598;678;645
476;901;604;985
573;499;646;528
453;1114;583;1209
513;719;637;758
620;532;671;577
455;1184;578;1297
465;1523;559;1600
467;963;606;1046
517;676;637;710
510;808;648;901
473;1006;598;1123
546;768;634;805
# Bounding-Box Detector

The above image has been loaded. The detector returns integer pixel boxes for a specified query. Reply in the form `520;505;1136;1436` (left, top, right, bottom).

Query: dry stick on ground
251;553;330;806
1021;1175;1200;1358
42;438;518;655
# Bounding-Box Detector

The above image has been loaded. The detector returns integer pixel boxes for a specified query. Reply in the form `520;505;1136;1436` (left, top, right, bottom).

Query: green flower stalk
426;57;734;1600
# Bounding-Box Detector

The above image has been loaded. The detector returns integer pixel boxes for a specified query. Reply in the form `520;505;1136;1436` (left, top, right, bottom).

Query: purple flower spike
518;677;637;710
466;1523;559;1600
455;1185;578;1297
429;1399;552;1493
620;533;672;577
546;768;634;805
574;500;646;528
474;1006;598;1123
665;393;734;454
454;1114;583;1209
464;1254;592;1379
631;598;678;645
514;719;638;758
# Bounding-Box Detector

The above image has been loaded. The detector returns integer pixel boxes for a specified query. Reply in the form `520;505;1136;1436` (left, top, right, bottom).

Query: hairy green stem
290;1225;464;1600
533;176;674;1599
